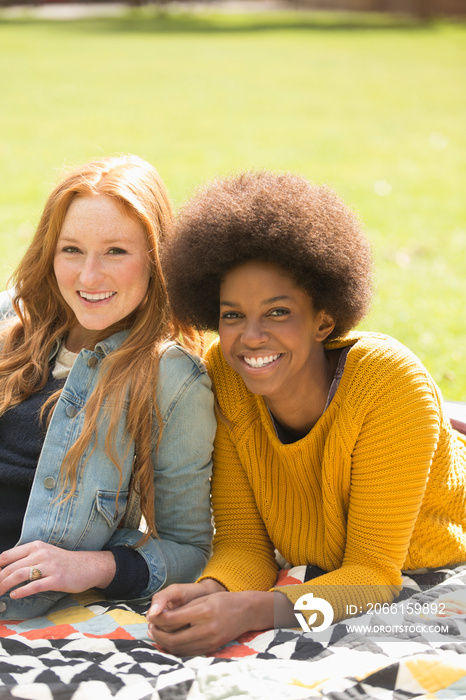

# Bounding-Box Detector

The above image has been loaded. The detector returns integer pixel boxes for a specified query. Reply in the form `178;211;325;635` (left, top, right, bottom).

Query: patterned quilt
1;563;466;700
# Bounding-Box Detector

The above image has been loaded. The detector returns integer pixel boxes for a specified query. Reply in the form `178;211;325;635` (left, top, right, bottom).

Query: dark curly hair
163;171;373;340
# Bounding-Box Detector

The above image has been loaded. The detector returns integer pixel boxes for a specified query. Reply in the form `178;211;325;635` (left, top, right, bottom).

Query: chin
241;377;271;397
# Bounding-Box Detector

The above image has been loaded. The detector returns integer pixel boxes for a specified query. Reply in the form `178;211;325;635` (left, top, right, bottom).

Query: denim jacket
0;292;215;619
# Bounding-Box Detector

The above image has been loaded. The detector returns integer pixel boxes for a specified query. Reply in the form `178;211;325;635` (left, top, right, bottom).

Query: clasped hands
147;579;296;656
0;541;116;599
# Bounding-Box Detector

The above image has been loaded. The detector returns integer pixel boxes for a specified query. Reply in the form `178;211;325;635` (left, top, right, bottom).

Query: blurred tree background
0;3;464;398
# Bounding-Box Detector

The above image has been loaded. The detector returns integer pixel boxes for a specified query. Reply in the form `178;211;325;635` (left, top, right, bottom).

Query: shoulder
156;342;213;417
361;332;429;373
159;341;208;380
330;332;441;412
328;331;428;373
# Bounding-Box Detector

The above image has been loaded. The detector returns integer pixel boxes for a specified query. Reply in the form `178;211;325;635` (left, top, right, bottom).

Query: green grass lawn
0;7;465;398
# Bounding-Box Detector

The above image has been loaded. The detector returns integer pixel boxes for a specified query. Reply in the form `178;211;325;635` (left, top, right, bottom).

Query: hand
148;587;294;656
147;579;224;619
148;589;254;656
0;541;116;599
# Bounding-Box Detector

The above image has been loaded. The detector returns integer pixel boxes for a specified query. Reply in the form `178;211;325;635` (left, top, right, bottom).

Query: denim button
66;405;78;418
0;602;6;613
87;356;98;368
44;477;56;489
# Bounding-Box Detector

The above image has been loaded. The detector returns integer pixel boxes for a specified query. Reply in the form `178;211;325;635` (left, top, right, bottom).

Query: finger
147;587;187;618
0;542;37;566
0;554;24;584
148;596;216;633
147;599;170;619
149;620;191;634
147;605;190;630
9;580;47;599
0;566;28;596
148;624;196;651
147;596;171;616
148;583;208;619
0;542;48;587
0;564;47;598
149;600;185;617
148;623;216;656
148;614;192;633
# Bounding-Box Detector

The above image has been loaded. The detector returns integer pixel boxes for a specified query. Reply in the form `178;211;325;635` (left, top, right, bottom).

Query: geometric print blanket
2;564;466;699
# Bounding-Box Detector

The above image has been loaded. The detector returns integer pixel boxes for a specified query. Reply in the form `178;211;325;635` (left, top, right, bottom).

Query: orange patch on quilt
20;625;76;640
275;570;301;587
211;643;258;659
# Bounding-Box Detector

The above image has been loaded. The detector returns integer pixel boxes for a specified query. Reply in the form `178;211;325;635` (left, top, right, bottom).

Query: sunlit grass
0;7;464;397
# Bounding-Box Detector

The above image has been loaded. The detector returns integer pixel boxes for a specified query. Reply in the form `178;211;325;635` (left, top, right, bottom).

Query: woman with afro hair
147;171;466;655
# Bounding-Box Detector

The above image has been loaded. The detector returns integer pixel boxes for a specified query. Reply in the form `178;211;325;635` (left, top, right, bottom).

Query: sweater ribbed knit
200;332;466;622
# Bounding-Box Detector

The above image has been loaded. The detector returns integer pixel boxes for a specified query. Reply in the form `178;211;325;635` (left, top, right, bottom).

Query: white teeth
243;354;280;368
79;291;115;301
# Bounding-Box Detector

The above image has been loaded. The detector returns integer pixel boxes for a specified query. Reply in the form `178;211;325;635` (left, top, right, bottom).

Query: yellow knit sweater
201;332;466;623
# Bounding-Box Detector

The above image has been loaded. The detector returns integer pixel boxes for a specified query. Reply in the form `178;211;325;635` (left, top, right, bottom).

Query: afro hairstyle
163;171;373;340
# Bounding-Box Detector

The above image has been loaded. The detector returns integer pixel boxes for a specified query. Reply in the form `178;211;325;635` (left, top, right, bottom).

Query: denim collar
49;329;130;361
94;330;130;355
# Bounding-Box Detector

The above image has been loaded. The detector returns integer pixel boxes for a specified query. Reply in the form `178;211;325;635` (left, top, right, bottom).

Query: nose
78;254;105;288
240;318;269;347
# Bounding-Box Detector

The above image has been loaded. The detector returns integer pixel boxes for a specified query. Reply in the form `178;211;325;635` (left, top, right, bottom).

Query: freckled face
54;194;151;350
218;261;330;407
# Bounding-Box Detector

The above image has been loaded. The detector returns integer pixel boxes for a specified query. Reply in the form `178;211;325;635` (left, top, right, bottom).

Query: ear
315;311;335;342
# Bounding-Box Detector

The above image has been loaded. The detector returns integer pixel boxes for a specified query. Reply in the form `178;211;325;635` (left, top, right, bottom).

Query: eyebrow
220;295;293;307
57;235;131;245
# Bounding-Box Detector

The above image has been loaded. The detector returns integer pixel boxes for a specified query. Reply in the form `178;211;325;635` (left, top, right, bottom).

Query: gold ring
29;567;42;582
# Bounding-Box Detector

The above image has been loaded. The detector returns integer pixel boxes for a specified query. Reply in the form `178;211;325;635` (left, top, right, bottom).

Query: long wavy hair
0;155;189;542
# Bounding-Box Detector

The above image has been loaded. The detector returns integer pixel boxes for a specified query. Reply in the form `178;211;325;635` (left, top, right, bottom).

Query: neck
64;327;99;353
265;348;337;435
64;318;130;353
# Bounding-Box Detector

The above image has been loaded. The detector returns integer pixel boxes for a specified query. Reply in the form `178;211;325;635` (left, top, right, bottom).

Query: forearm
78;550;116;590
245;590;297;630
205;424;278;592
108;529;211;597
197;578;226;594
200;544;278;593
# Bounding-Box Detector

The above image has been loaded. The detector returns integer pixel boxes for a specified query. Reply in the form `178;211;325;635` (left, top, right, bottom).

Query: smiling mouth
242;353;282;368
78;291;116;302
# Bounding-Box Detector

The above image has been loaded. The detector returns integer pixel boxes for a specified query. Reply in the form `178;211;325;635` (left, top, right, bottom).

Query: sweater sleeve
198;415;278;591
276;349;442;623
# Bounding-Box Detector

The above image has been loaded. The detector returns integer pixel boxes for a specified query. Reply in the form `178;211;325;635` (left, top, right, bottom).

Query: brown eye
269;308;290;317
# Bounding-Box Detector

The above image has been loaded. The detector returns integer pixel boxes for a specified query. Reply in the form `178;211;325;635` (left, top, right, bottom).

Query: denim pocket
95;490;129;528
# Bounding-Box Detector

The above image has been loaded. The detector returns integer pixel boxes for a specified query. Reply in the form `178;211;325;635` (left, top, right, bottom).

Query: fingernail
148;603;160;616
